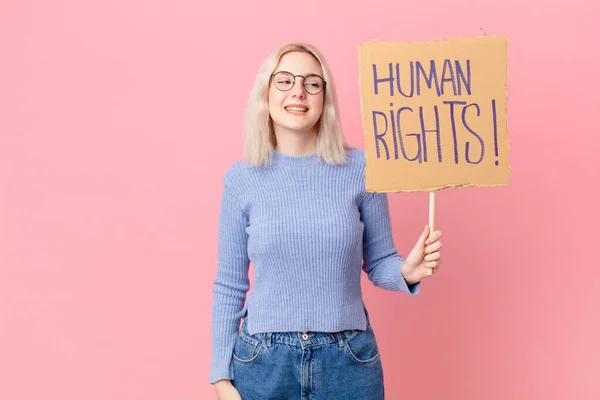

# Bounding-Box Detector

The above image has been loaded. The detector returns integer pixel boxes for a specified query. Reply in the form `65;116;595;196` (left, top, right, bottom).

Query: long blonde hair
243;43;347;166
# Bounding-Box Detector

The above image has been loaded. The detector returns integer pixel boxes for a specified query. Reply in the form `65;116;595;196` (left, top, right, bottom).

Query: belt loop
338;332;345;347
266;332;272;347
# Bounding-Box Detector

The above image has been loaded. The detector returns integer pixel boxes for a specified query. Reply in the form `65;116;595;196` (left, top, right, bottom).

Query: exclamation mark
492;99;499;166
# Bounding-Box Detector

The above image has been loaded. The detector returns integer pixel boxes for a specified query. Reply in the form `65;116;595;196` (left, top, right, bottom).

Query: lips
284;104;309;113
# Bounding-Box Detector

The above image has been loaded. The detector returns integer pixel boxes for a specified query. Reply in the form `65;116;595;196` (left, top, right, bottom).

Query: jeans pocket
232;321;265;363
343;326;380;364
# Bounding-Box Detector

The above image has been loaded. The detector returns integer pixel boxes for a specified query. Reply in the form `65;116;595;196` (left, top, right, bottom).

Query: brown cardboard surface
358;36;510;192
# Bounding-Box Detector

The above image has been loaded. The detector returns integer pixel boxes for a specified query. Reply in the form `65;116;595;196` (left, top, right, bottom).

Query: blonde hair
243;43;348;166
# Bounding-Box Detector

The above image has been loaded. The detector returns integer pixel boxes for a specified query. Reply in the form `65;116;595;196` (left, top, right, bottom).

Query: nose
290;76;306;98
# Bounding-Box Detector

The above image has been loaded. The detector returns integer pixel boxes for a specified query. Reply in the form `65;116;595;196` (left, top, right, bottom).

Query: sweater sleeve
359;191;420;295
209;181;251;384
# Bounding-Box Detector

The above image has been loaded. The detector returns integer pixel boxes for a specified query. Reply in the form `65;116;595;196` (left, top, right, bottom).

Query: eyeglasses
271;71;326;95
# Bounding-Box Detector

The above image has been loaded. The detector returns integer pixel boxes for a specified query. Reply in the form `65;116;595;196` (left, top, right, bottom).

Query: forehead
274;51;323;76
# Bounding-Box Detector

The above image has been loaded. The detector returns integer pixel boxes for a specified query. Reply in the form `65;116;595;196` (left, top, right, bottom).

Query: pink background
1;0;599;399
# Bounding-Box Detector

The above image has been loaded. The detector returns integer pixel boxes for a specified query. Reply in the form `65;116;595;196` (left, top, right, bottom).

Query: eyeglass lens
272;72;325;95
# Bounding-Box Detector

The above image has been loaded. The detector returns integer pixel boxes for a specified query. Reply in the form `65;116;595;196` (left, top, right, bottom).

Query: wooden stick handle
427;192;435;276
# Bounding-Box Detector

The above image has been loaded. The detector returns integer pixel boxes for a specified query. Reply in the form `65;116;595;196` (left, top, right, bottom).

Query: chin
274;119;318;134
290;124;318;134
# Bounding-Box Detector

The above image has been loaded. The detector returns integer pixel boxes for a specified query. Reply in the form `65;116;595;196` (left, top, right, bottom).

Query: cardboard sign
358;36;510;192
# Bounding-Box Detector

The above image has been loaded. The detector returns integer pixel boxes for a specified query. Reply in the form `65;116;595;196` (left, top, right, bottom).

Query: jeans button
302;333;309;340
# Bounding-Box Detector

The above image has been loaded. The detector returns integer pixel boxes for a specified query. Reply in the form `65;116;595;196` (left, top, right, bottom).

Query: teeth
285;106;307;112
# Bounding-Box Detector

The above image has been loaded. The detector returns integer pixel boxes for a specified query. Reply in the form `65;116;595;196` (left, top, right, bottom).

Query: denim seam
342;337;381;365
232;340;264;364
239;331;258;347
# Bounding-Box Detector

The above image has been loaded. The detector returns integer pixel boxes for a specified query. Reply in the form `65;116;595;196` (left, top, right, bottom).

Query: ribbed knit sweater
209;148;420;384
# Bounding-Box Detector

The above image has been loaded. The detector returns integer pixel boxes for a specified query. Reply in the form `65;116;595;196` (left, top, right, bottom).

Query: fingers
424;232;442;273
424;252;440;262
425;257;442;270
425;240;442;254
425;230;442;245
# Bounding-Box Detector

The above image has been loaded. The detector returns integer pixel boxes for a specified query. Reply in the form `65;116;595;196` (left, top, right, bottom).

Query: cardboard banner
358;36;510;192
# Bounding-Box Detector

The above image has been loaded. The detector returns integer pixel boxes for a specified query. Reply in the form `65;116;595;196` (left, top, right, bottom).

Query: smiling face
268;51;325;139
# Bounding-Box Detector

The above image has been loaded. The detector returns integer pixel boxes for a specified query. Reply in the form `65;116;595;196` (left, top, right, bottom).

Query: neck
274;128;317;156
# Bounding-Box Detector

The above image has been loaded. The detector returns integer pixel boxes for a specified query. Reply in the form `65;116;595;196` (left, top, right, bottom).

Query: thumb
411;225;430;252
407;225;430;265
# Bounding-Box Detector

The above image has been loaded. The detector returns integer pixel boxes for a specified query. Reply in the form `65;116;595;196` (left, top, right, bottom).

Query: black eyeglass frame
270;71;327;95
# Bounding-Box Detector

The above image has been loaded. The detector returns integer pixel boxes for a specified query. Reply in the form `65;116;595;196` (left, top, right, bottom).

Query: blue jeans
231;308;385;400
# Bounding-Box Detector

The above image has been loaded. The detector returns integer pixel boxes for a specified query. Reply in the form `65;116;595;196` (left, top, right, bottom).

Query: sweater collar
272;150;320;166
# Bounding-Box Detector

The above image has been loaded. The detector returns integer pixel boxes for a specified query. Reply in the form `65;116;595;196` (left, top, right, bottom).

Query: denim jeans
231;308;384;400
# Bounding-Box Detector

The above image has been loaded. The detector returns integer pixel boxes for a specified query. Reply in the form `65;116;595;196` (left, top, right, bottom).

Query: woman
210;43;442;400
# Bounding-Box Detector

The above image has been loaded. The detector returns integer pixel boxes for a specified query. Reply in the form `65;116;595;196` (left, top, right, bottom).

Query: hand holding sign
401;225;443;284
